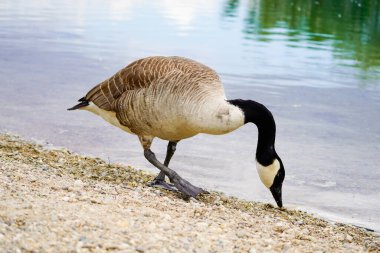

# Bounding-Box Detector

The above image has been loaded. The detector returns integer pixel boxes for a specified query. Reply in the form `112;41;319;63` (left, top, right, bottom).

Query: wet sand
1;133;379;252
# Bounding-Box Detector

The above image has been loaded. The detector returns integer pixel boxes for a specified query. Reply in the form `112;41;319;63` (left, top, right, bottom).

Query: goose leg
144;149;206;198
148;141;178;191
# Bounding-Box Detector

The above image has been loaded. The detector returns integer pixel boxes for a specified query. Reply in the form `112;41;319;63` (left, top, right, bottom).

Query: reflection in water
223;0;240;18
159;0;219;35
223;0;380;77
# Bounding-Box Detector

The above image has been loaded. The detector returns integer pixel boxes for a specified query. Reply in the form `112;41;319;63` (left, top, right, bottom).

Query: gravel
0;133;379;252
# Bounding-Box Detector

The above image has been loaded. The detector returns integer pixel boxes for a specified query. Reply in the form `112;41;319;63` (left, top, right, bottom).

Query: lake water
1;0;379;231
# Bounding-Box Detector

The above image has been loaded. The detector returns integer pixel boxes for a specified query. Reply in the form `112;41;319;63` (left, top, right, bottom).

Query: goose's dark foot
148;179;177;192
170;176;208;198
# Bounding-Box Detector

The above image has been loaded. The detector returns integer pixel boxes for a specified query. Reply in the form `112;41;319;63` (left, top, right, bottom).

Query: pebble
162;213;172;220
90;198;102;204
136;246;145;252
337;233;346;241
274;222;287;233
301;228;310;235
117;220;129;228
73;179;84;188
118;243;131;249
196;222;209;231
281;243;291;252
346;234;353;242
50;214;58;222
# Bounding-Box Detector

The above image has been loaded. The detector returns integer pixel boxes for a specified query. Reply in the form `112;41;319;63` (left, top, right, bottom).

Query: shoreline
1;133;379;252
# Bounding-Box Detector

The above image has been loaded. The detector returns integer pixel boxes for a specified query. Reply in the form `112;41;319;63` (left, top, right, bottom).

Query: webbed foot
148;179;177;192
170;176;208;198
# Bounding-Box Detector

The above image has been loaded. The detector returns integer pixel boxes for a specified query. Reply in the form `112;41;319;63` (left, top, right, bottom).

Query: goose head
256;157;285;208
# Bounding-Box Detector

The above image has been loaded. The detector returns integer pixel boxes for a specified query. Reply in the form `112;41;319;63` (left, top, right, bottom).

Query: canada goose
68;56;285;207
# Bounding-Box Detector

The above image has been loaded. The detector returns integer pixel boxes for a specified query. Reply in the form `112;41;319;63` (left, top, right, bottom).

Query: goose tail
67;97;89;110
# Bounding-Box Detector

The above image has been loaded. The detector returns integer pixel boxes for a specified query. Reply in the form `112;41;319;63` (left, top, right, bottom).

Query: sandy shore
0;133;379;253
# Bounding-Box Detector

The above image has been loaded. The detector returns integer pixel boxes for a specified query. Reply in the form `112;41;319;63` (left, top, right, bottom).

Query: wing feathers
84;56;221;111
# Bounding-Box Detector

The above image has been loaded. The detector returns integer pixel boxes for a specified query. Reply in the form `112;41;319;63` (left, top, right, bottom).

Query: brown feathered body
79;56;244;146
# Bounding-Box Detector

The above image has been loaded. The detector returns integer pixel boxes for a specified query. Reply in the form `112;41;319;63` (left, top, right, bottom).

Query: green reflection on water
223;0;380;73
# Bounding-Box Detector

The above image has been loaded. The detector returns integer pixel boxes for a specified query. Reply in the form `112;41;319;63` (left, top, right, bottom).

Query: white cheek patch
256;159;280;188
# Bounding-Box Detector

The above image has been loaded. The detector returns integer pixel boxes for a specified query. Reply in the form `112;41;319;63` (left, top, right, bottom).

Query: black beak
270;185;283;208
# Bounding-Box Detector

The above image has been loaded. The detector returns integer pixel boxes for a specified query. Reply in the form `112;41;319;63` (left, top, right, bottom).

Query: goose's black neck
228;99;277;166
